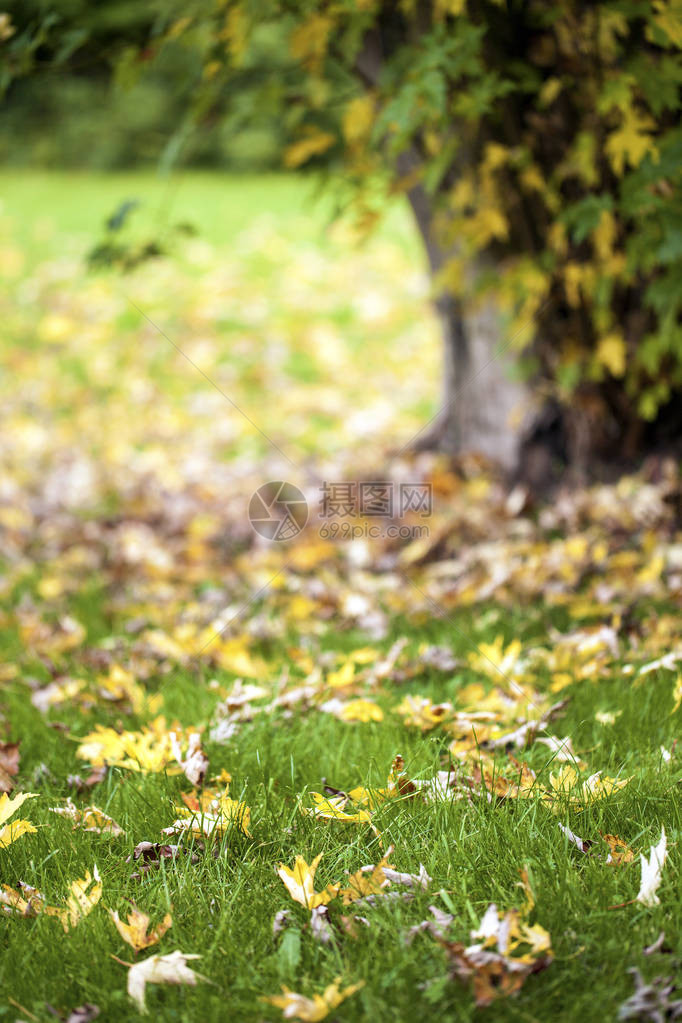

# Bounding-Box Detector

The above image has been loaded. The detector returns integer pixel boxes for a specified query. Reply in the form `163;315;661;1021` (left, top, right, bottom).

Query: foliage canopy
4;0;682;452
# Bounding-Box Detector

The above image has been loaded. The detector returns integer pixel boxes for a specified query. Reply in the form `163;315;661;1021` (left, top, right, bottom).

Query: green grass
0;169;415;262
1;609;681;1023
0;169;680;1023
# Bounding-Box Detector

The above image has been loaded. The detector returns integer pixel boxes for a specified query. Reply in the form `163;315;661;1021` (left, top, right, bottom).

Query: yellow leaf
605;109;658;176
601;833;635;866
59;867;102;932
262;979;364;1022
110;904;172;952
302;792;372;824
0;792;38;849
338;699;384;723
340;849;393;904
277;853;339;908
592;209;617;262
290;15;334;71
163;789;251;839
0;819;37;850
1;882;61;918
649;0;682;47
50;799;124;836
76;718;186;774
326;659;355;689
394;694;453;730
434;0;467;16
671;674;682;714
596;333;626;377
342;96;374;145
283;132;336;170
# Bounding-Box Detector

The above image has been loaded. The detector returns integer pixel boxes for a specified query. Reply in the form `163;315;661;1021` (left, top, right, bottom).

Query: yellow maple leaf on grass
110;903;172;952
50;798;124;836
76;718;186;774
263;978;364;1022
547;765;630;808
340;849;393;904
277;853;339;909
394;695;453;731
163;786;251;839
0;792;38;849
302;792;372;824
1;882;62;918
338;699;384;723
60;866;102;932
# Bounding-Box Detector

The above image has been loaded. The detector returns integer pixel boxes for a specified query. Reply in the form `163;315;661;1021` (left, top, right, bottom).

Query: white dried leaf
126;950;206;1013
636;826;667;907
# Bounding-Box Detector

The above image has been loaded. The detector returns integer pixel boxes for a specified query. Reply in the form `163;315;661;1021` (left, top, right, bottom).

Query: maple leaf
277;853;340;909
123;950;207;1013
394;695;454;730
1;881;62;918
0;791;38;849
340;849;393;904
547;765;630;808
109;903;172;952
605;109;658;176
163;787;251;839
302;792;372;824
76;718;187;774
602;833;635;866
338;699;384;723
59;866;103;932
262;978;364;1021
50;798;124;836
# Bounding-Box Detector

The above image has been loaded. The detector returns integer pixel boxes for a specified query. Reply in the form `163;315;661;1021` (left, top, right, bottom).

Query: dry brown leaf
0;741;20;793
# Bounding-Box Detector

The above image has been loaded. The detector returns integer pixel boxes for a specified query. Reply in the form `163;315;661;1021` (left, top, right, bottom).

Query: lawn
0;171;681;1023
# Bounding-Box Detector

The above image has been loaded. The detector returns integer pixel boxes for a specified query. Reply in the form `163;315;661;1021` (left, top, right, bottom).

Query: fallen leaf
0;791;38;849
301;792;372;824
50;798;124;836
59;866;102;932
109;903;173;951
636;826;667;906
618;967;682;1020
262;978;364;1021
602;833;635;866
277;853;339;909
1;881;61;918
65;1005;100;1023
169;731;209;787
123;949;207;1013
0;741;20;793
163;787;251;839
310;904;333;944
126;841;196;880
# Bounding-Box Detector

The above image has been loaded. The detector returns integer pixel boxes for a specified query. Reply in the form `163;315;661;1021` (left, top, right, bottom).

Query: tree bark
399;155;532;470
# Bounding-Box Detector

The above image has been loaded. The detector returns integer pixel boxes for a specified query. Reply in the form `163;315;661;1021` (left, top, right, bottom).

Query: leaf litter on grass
0;185;681;1017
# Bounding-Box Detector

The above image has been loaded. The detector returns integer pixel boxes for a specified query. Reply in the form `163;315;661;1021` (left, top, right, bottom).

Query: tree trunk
399;158;532;471
429;290;533;470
